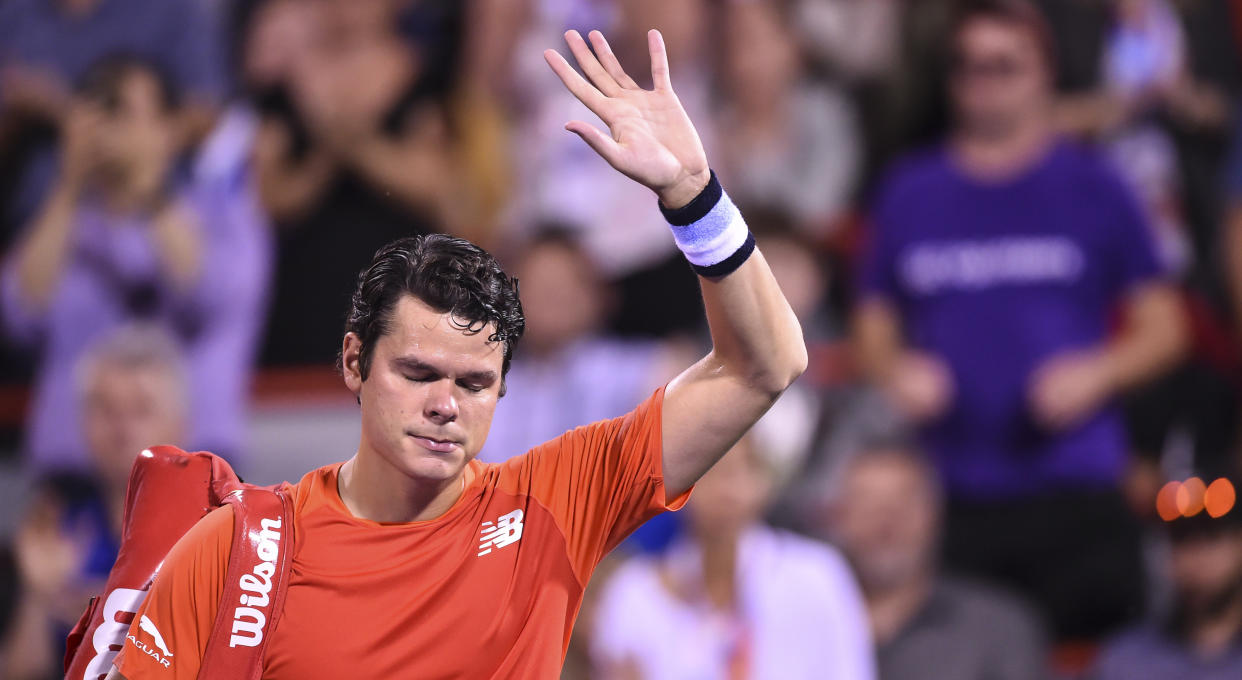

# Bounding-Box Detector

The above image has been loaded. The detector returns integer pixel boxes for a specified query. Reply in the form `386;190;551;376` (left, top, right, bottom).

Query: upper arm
520;390;687;576
111;505;233;680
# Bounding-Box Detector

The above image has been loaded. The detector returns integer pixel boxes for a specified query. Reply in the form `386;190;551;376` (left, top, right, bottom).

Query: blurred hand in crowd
0;63;72;123
886;352;955;424
57;101;105;193
1028;349;1115;431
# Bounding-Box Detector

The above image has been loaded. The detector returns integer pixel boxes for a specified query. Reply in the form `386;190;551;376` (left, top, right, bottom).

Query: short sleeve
1098;171;1165;296
511;387;689;582
113;505;234;680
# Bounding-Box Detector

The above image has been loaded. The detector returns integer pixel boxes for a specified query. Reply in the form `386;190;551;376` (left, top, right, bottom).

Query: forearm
13;182;79;309
149;202;204;293
852;298;905;382
699;250;807;394
662;178;807;493
1099;283;1186;393
339;134;449;216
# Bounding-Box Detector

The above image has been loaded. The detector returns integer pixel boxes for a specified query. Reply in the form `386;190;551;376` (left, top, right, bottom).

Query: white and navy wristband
660;171;756;278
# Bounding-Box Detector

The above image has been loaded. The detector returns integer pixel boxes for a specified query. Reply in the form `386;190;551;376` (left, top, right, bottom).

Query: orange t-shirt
114;388;687;679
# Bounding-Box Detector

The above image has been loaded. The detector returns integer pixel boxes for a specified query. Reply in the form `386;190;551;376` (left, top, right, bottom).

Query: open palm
544;29;710;209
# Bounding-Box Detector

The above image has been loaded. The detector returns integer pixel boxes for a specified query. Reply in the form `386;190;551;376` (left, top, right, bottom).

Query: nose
423;379;459;425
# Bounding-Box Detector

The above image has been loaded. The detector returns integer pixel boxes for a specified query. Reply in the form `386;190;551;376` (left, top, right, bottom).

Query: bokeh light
1205;478;1237;519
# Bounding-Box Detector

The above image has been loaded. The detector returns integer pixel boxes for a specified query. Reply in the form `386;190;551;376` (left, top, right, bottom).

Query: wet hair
341;234;524;388
78;53;181;113
950;0;1057;72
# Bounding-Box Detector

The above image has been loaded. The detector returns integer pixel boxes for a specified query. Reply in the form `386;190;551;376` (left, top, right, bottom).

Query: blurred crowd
3;0;1242;678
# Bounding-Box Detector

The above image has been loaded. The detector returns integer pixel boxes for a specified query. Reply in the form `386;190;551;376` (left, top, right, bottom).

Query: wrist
657;168;711;210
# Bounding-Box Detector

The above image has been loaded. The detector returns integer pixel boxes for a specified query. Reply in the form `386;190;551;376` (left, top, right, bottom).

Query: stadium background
1;0;1242;678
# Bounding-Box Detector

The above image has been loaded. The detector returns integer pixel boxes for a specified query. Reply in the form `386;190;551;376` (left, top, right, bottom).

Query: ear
341;332;364;397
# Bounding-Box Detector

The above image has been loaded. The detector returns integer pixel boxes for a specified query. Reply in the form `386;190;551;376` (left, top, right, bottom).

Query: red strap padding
198;486;295;680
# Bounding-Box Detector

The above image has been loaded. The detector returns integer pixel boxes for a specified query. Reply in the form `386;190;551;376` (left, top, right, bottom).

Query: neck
864;569;935;646
337;452;465;523
698;530;740;610
1187;596;1242;658
951;113;1053;180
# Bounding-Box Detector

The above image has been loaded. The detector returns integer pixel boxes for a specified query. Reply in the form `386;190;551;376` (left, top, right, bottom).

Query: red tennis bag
63;445;295;680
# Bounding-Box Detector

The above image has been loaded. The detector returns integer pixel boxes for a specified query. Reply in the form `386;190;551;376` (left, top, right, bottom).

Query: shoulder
596;555;669;622
1048;140;1135;199
874;146;953;201
748;527;856;593
936;576;1044;634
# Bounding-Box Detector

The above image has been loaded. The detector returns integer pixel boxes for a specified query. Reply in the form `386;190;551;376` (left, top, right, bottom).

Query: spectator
478;229;676;462
246;0;464;365
1;324;188;680
852;0;1185;641
1091;476;1242;679
823;443;1049;680
591;433;875;680
463;0;713;337
0;54;269;469
714;0;861;238
0;0;226;229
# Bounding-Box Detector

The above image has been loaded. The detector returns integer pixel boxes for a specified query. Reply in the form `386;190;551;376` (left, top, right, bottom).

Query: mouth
407;433;460;454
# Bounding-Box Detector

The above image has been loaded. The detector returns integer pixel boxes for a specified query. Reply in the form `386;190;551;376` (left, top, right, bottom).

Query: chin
395;445;466;483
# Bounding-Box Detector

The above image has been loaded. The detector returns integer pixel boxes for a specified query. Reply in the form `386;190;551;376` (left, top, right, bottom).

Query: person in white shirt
590;430;875;680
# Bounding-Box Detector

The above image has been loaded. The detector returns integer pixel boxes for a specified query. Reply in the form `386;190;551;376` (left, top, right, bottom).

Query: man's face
82;363;185;489
950;17;1050;138
1169;528;1242;617
344;295;505;484
829;454;940;592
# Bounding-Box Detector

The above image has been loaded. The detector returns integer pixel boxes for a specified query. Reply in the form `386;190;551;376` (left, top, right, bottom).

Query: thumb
565;120;622;167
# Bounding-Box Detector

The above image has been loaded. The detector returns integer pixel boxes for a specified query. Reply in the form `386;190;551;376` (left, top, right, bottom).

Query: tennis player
107;28;806;679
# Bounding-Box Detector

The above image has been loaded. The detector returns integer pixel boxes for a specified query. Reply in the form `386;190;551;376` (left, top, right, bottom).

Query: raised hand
544;29;710;209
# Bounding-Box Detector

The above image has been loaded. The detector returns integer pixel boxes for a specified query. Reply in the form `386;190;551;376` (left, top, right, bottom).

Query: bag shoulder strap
198;485;295;680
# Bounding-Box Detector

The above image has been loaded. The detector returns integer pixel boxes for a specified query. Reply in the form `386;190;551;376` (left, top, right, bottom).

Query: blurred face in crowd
82;360;186;492
722;2;798;110
950;16;1052;139
1169;527;1242;620
687;436;775;541
91;67;176;191
515;238;605;355
244;0;321;88
344;296;505;485
829;451;941;593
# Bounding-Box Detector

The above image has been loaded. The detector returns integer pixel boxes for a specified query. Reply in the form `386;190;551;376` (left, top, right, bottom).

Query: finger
564;30;621;96
564;120;623;167
589;30;639;89
543;48;609;115
648;29;672;91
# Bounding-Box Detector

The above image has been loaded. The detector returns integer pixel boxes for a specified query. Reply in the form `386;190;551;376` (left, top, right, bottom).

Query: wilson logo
478;509;524;556
83;587;147;678
230;516;282;648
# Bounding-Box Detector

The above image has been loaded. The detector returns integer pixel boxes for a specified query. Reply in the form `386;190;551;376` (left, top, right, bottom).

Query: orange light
1177;477;1207;517
1157;481;1183;522
1205;478;1236;518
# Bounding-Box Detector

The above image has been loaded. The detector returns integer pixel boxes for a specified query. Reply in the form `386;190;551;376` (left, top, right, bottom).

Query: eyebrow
391;356;498;385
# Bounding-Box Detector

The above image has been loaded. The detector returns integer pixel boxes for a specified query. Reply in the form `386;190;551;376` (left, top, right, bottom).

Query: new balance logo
478;509;524;556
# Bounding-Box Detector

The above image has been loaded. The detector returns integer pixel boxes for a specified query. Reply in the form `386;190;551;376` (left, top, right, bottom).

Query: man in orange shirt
107;28;808;679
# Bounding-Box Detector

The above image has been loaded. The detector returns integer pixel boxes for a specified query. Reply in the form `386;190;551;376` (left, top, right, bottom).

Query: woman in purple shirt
1;55;269;470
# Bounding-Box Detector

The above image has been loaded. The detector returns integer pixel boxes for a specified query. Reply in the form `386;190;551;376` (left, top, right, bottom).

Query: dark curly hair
340;235;524;392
